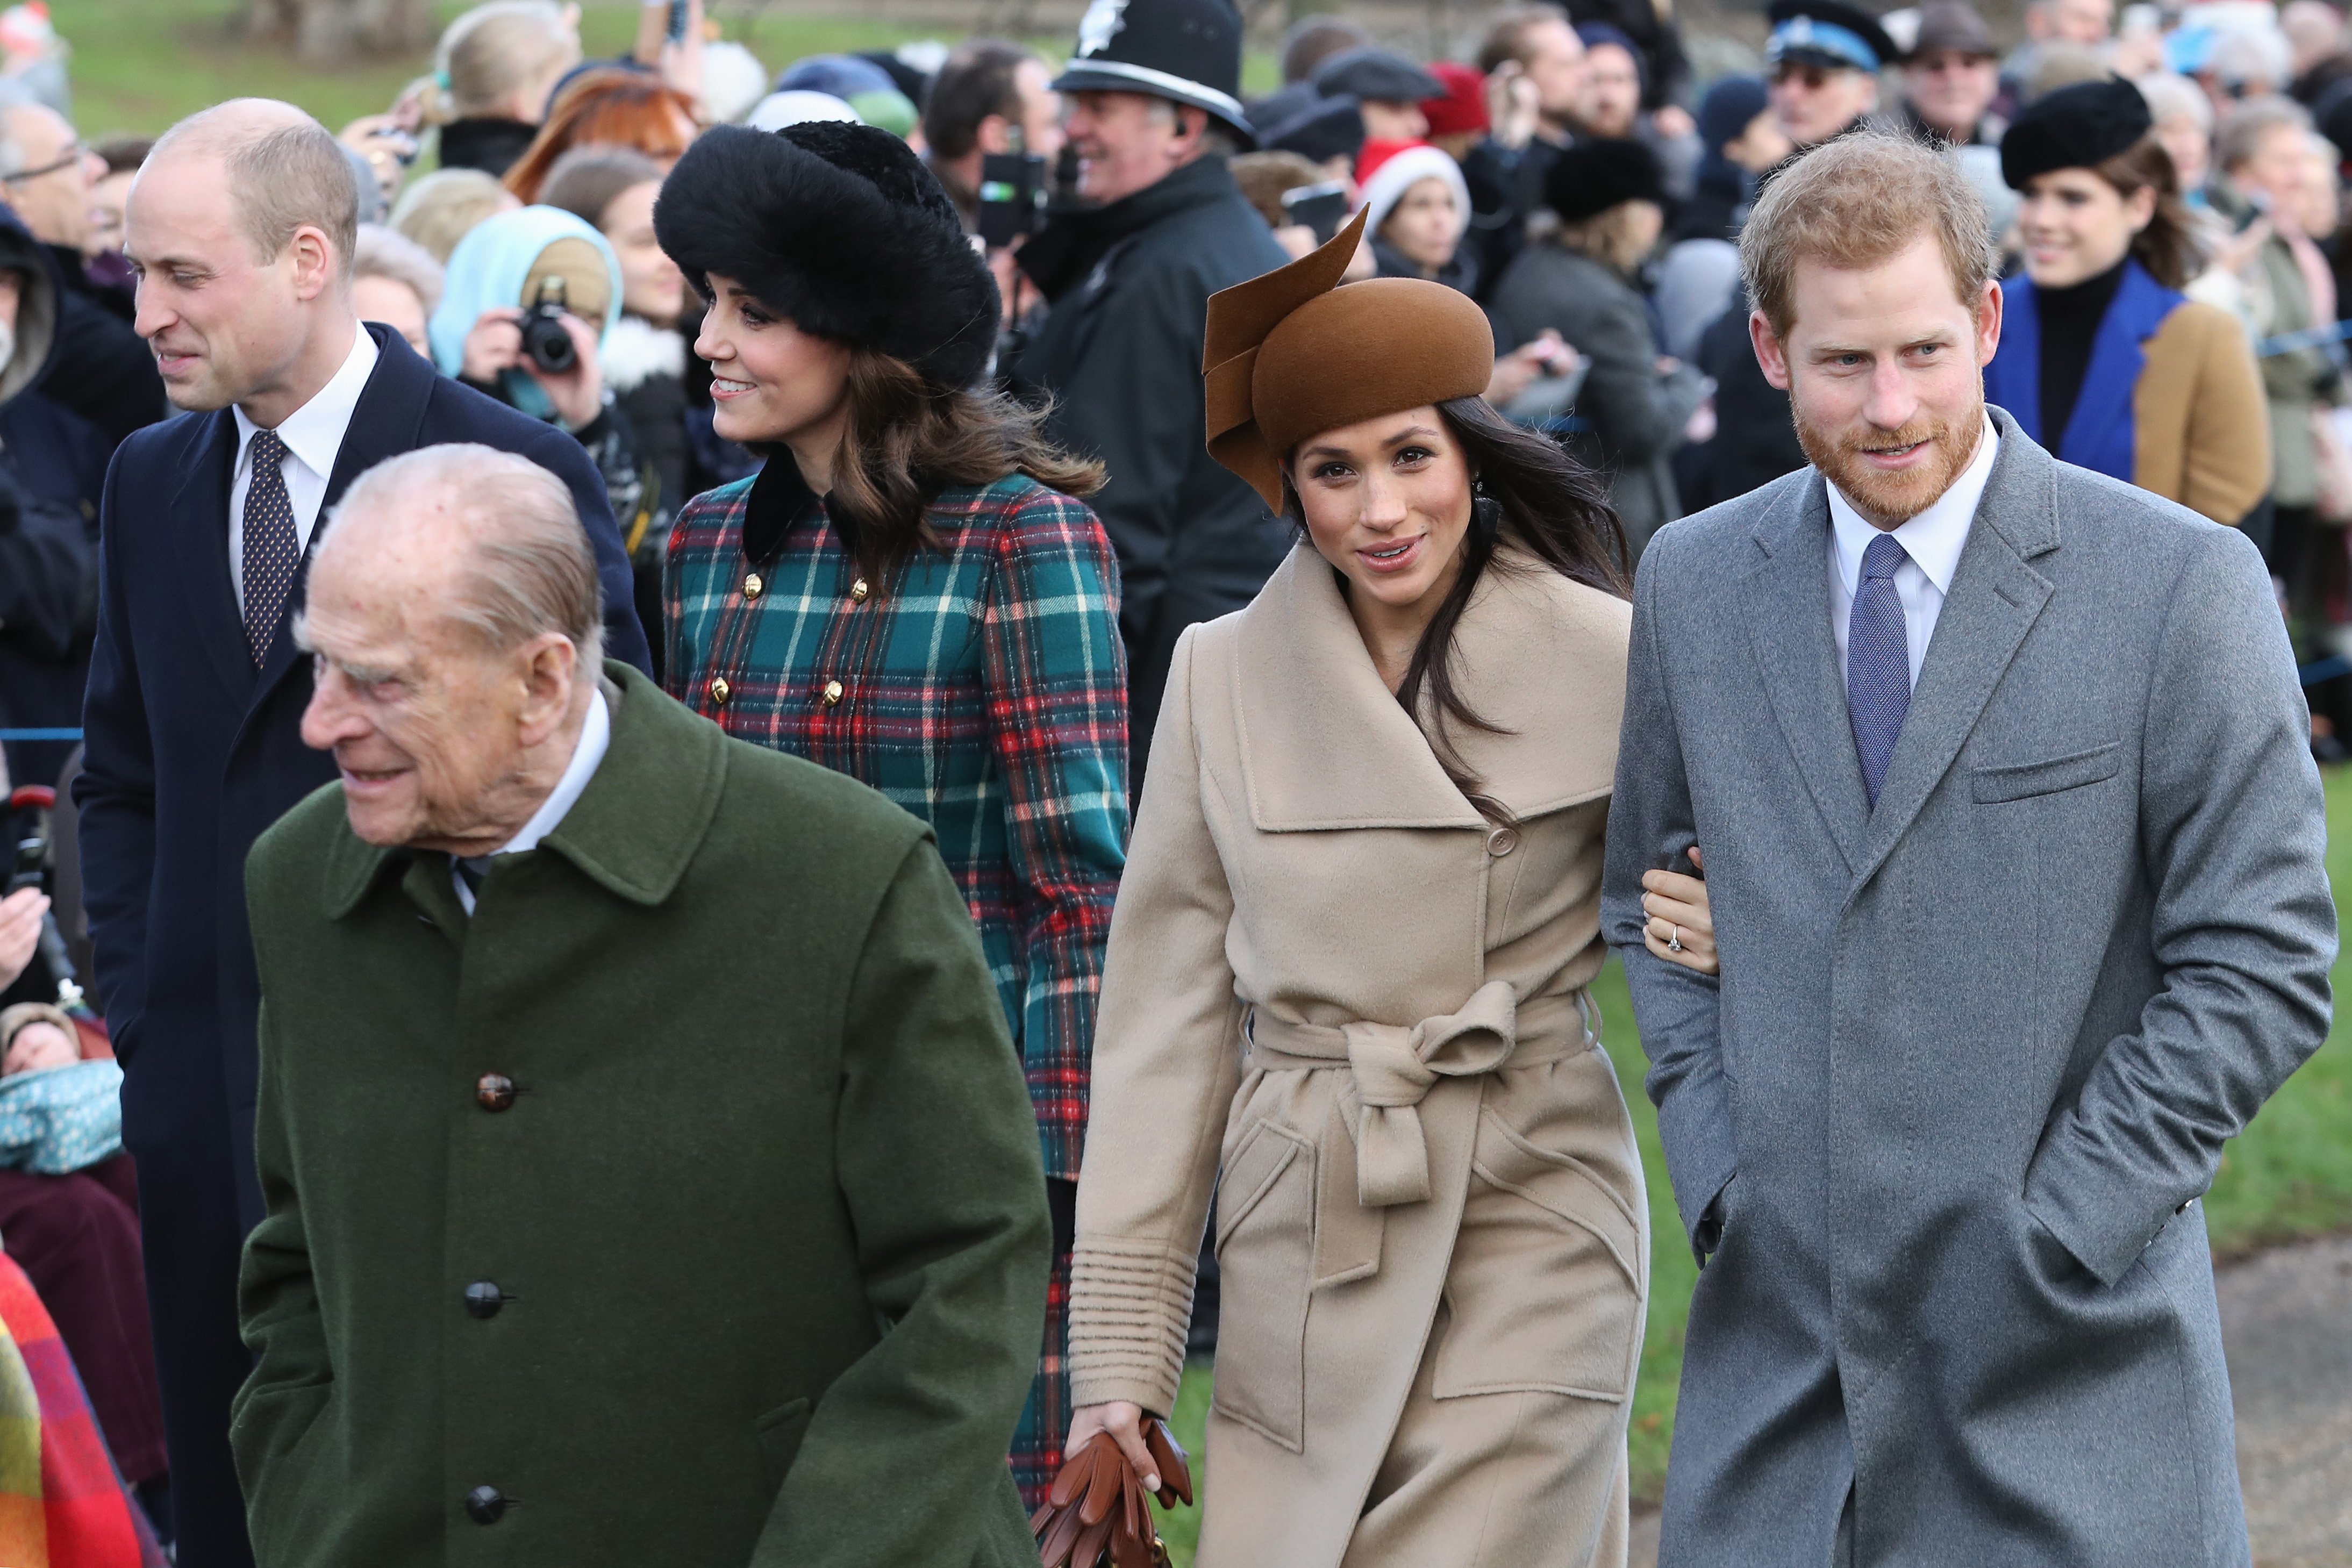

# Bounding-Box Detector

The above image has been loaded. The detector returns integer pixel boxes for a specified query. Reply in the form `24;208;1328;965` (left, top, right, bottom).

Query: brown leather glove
1032;1417;1195;1568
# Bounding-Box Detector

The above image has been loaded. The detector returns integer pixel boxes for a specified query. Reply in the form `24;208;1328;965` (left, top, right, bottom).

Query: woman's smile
1357;534;1427;574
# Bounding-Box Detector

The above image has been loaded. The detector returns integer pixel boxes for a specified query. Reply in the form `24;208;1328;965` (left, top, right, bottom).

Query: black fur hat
655;121;999;391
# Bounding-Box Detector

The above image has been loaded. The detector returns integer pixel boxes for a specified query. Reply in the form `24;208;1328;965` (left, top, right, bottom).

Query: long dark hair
2098;134;2204;290
827;349;1106;584
1285;397;1628;822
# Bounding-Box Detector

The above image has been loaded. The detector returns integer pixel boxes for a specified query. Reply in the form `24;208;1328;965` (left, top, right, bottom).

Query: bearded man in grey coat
1603;132;2334;1567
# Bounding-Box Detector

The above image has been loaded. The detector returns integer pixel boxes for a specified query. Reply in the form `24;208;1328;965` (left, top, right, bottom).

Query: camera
1281;180;1350;245
978;149;1049;249
521;277;578;375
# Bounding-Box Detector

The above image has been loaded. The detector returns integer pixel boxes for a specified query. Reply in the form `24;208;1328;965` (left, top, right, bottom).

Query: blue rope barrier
2300;656;2351;686
0;729;82;741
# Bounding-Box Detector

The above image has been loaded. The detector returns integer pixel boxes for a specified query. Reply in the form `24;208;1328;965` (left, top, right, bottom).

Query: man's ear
1174;103;1210;151
514;633;582;746
975;112;1012;157
1750;307;1793;391
1973;276;2004;367
288;224;336;303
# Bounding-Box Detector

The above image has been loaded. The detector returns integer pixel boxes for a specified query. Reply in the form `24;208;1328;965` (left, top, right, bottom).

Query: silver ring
1668;925;1684;953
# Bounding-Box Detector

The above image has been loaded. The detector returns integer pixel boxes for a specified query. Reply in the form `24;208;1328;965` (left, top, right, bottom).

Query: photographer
427;205;647;570
922;38;1064;233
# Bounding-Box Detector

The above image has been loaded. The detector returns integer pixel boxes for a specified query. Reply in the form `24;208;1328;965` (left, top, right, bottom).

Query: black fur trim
655;122;998;390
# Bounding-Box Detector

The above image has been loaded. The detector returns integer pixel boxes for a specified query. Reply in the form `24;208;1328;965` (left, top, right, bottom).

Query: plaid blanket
0;1254;165;1566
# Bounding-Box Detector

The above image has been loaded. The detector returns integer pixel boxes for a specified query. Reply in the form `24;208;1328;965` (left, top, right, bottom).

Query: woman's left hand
1641;844;1717;975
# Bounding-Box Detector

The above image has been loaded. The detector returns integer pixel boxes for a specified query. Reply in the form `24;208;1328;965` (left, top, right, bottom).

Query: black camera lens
522;303;576;374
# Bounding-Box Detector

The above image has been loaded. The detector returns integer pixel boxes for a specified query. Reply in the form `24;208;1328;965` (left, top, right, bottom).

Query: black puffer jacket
1010;154;1291;783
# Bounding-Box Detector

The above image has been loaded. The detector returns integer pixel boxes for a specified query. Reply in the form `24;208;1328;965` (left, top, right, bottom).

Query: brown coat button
1486;827;1520;857
709;677;731;707
744;572;764;600
849;578;870;604
821;680;845;707
475;1073;515;1112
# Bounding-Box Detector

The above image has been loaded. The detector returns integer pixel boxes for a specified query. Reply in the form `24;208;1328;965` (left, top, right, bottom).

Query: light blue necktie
1847;532;1911;808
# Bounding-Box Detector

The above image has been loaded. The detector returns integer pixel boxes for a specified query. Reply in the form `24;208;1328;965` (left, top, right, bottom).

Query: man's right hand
1066;1400;1161;1492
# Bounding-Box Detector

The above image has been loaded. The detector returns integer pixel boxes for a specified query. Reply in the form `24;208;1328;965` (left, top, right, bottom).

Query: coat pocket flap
1215;1119;1311;1251
1971;741;2122;803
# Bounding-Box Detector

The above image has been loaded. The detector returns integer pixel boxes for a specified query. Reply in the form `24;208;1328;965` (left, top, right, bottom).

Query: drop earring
1472;479;1503;537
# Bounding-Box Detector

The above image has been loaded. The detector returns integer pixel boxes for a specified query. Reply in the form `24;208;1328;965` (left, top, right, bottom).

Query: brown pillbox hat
1204;207;1496;510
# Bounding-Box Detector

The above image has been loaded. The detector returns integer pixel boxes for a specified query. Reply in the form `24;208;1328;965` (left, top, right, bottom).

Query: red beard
1796;393;1984;525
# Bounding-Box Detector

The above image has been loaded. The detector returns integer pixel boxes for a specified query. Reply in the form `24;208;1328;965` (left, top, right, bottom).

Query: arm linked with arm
1600;537;1738;1261
2023;528;2336;1285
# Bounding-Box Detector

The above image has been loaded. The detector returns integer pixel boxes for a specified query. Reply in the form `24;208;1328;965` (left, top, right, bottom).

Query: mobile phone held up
978;151;1049;248
1281;180;1350;245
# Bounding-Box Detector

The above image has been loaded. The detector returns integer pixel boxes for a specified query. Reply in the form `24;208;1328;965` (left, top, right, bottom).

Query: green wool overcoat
232;661;1051;1568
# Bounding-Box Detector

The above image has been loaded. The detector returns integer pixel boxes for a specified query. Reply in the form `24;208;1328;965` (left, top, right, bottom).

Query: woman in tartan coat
654;121;1127;1507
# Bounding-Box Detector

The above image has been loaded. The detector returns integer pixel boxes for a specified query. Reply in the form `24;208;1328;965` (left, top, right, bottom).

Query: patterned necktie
1846;532;1912;809
242;428;298;667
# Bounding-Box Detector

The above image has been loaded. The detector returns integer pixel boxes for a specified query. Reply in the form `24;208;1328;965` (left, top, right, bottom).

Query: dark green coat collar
320;661;726;919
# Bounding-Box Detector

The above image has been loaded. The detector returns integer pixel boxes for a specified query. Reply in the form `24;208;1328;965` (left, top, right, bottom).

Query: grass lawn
1152;763;2352;1562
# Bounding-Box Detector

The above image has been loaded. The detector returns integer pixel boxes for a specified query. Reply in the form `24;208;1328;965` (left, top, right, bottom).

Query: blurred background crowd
3;0;2352;1558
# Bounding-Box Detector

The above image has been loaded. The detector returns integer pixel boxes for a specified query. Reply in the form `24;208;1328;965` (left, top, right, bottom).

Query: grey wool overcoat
1600;410;2335;1568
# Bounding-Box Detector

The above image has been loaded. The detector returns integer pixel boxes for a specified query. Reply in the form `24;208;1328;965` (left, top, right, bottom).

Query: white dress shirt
228;323;379;603
1827;418;2000;690
453;690;613;914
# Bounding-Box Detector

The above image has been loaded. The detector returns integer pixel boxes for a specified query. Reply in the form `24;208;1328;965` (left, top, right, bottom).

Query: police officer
1010;0;1289;787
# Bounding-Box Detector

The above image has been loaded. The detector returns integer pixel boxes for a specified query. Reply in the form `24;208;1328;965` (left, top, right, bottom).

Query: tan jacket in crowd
1070;541;1648;1568
2131;298;2272;527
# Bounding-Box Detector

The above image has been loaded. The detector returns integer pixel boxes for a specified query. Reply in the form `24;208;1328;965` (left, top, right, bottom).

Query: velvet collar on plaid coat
663;461;1129;1182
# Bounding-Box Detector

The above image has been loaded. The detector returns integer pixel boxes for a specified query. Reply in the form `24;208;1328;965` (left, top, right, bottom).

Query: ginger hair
1739;131;1999;338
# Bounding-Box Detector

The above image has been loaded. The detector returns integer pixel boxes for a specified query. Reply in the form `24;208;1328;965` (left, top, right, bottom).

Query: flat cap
1905;1;1996;61
1313;46;1447;105
1266;94;1368;163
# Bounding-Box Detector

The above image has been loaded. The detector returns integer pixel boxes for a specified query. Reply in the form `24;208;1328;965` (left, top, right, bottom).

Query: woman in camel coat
1063;212;1717;1568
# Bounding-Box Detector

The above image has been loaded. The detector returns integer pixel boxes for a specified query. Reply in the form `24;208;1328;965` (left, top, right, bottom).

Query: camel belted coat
1070;542;1647;1568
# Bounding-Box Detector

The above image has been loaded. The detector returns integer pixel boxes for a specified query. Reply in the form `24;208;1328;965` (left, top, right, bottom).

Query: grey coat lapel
1850;411;2058;896
1741;475;1869;872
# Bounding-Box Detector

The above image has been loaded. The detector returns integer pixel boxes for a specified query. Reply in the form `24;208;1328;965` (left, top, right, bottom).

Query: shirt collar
233;321;379;478
1826;415;1999;596
486;689;612;861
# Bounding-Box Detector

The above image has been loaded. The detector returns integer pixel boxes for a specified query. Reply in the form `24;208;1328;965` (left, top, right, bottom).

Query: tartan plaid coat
664;463;1129;1182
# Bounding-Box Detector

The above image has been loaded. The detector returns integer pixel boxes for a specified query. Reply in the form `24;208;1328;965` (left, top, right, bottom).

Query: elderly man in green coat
232;442;1052;1567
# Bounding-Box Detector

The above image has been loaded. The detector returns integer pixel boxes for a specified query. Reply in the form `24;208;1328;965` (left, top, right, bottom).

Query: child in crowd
0;1005;124;1176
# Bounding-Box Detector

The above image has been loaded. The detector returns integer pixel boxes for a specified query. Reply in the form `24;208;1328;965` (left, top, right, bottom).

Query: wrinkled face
694;273;854;448
1381;176;1464;272
602;180;684;324
296;511;553;851
0;105;98;249
1064;89;1198;204
1522;19;1589;126
2155;112;2210;190
1289;405;1475;615
1013;57;1067;162
1578;43;1642;138
1904;49;1998;136
1753;233;2001;526
1770;61;1878;148
2018;167;2151;288
2292;133;2342;240
352;274;430;356
1;1021;77;1077
126;150;308;411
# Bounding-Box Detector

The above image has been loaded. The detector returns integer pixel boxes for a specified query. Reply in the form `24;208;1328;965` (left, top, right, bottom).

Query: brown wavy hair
826;350;1105;585
2092;133;2204;290
503;69;700;203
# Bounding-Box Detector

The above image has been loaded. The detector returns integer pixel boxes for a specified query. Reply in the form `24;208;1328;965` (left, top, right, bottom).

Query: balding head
148;99;358;274
130;98;366;423
297;446;604;854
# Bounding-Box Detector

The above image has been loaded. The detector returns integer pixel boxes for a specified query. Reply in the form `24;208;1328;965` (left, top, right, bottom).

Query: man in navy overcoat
74;101;649;1568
